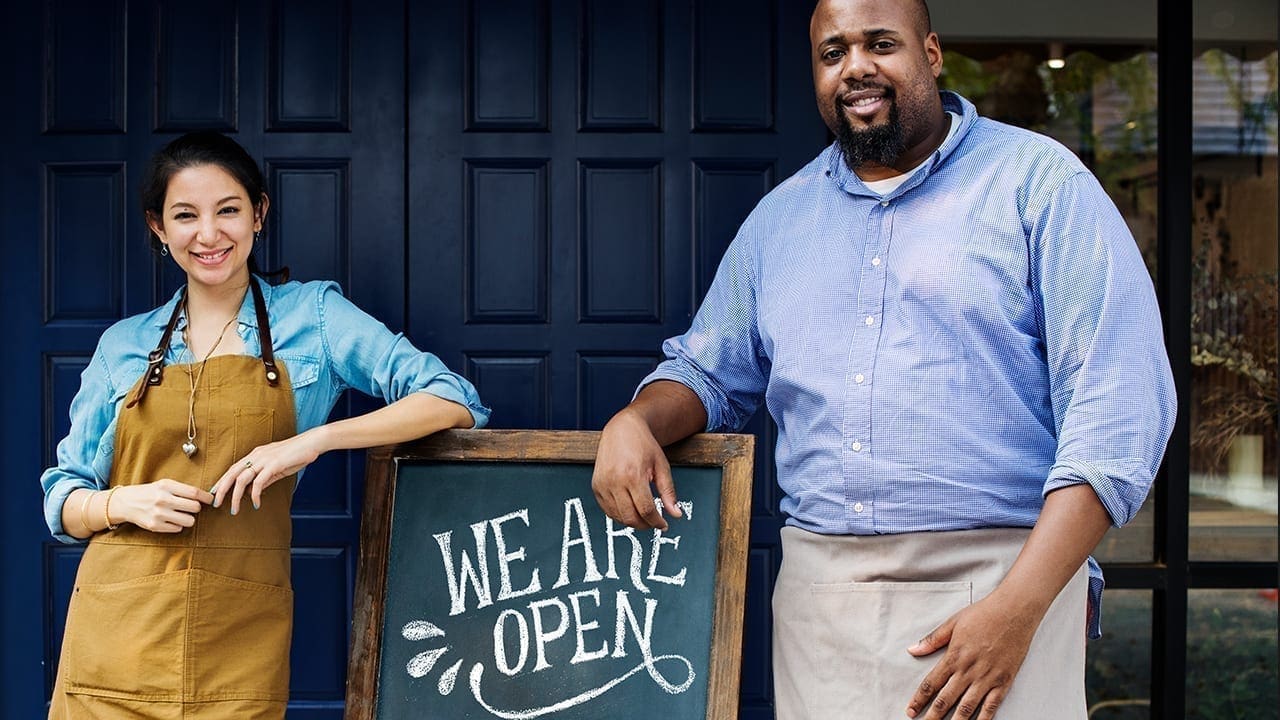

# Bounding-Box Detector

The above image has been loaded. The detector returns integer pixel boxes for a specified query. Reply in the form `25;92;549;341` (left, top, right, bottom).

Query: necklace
179;299;240;458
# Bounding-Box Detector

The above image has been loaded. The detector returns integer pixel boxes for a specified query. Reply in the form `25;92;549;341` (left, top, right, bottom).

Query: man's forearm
626;380;709;446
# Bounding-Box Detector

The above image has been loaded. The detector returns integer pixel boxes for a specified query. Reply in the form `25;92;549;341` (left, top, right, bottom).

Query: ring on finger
244;459;254;469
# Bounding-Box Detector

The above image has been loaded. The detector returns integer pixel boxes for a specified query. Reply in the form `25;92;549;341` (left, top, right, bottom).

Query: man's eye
823;49;845;62
872;41;895;51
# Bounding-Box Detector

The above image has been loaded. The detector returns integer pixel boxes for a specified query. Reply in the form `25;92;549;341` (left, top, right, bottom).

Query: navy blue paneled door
0;1;825;717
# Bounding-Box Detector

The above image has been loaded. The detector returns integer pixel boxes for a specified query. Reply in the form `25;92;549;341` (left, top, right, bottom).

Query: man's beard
834;98;906;170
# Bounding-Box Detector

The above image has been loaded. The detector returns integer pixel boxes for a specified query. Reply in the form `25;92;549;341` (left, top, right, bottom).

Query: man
591;0;1176;718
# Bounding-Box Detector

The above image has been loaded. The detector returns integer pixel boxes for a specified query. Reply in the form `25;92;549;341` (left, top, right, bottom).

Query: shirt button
854;502;864;513
855;373;865;384
879;200;889;207
851;441;863;452
872;257;882;266
864;315;875;326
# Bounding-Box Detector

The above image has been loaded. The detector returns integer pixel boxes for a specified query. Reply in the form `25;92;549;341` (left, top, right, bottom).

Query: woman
40;131;490;719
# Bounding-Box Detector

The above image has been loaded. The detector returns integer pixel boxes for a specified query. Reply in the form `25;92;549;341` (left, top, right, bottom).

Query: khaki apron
51;281;298;720
772;526;1088;720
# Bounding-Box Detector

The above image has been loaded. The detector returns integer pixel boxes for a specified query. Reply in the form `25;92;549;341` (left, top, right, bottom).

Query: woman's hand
210;429;328;514
114;480;215;533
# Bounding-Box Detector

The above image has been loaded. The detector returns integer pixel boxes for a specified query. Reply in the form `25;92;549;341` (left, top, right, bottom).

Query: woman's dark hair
140;131;272;275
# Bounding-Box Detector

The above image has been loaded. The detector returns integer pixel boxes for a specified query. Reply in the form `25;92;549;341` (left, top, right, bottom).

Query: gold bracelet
103;487;120;531
79;491;95;535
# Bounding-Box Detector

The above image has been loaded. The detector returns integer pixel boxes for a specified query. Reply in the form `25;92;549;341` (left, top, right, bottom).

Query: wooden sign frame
344;428;754;720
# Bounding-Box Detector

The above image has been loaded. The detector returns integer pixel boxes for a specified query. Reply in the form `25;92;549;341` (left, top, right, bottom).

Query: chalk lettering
434;522;493;616
553;498;603;589
603;518;649;594
567;588;608;665
491;509;542;602
611;590;657;661
493;608;529;676
528;597;571;672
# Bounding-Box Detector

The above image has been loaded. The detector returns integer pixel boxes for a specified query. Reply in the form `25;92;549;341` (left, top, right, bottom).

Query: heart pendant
182;441;197;457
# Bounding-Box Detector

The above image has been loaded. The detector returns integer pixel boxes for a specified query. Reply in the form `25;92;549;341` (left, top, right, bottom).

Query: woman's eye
219;206;240;215
174;212;195;220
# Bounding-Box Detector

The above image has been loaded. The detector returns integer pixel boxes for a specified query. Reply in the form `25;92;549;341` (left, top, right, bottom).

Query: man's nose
841;48;877;82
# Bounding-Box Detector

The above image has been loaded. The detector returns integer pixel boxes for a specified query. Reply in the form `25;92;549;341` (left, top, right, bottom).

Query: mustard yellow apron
51;281;298;719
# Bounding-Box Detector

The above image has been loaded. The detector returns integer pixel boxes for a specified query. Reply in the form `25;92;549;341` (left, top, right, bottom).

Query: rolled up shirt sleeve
1034;172;1177;526
640;228;769;433
41;348;120;543
316;282;491;428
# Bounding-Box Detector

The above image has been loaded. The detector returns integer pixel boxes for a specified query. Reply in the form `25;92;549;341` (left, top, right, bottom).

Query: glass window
1086;590;1153;719
1189;3;1278;563
1187;589;1279;716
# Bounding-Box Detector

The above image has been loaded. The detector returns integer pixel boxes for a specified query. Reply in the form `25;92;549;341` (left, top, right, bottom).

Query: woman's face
146;164;267;292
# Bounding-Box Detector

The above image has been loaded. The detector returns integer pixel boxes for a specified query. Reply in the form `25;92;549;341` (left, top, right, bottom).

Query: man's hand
591;380;707;530
592;408;682;530
904;587;1042;719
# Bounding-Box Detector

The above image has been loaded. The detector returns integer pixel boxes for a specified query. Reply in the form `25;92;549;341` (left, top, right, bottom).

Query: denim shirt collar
826;90;978;200
151;275;275;359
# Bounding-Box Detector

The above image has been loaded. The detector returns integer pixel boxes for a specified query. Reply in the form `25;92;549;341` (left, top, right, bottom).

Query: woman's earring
253;230;260;244
161;244;169;257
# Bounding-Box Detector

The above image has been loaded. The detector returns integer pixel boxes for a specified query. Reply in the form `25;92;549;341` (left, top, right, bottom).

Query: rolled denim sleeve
1034;172;1177;526
641;229;769;433
41;348;119;543
316;282;491;428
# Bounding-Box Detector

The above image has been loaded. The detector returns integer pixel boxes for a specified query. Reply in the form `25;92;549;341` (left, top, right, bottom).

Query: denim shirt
643;92;1176;637
42;276;490;543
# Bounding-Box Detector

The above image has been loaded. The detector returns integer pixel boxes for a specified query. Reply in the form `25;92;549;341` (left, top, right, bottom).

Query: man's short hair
811;0;933;38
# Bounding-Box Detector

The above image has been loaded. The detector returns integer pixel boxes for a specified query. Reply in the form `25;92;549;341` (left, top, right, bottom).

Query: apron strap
249;277;280;386
126;288;186;409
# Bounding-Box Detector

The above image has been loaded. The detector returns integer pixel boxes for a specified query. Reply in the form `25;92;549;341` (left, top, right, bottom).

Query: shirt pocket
276;354;321;392
804;580;972;714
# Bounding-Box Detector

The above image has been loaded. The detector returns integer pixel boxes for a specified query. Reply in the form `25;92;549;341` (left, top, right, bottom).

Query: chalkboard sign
346;429;754;720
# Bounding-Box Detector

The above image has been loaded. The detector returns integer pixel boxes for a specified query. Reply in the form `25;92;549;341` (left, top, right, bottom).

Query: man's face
810;0;943;170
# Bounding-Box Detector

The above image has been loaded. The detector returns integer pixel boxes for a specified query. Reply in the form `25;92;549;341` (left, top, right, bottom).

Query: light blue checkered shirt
643;92;1176;637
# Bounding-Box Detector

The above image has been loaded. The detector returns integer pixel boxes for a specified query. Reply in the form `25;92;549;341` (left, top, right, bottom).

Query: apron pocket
804;580;972;716
64;570;190;700
233;406;275;458
187;569;293;702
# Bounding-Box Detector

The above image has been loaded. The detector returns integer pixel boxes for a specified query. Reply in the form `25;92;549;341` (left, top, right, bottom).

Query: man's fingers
652;458;681;520
627;482;667;531
909;618;954;656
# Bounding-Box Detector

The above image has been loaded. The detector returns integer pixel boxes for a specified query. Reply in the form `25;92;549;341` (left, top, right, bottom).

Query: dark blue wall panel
269;0;351;130
577;354;661;430
466;355;551;429
579;161;662;322
155;1;238;131
467;0;548;130
43;164;125;324
693;0;775;130
580;0;661;130
466;161;549;323
43;0;126;133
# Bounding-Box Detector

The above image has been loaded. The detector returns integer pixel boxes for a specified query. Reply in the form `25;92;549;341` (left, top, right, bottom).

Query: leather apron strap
127;277;279;409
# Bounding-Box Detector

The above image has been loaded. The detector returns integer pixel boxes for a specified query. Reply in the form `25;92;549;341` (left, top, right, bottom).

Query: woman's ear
255;193;271;232
145;210;166;242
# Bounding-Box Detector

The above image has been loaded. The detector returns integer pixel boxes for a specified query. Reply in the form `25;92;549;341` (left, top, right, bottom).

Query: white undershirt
860;111;960;196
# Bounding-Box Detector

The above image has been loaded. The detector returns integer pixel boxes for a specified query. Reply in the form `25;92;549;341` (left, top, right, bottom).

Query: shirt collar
825;90;978;198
